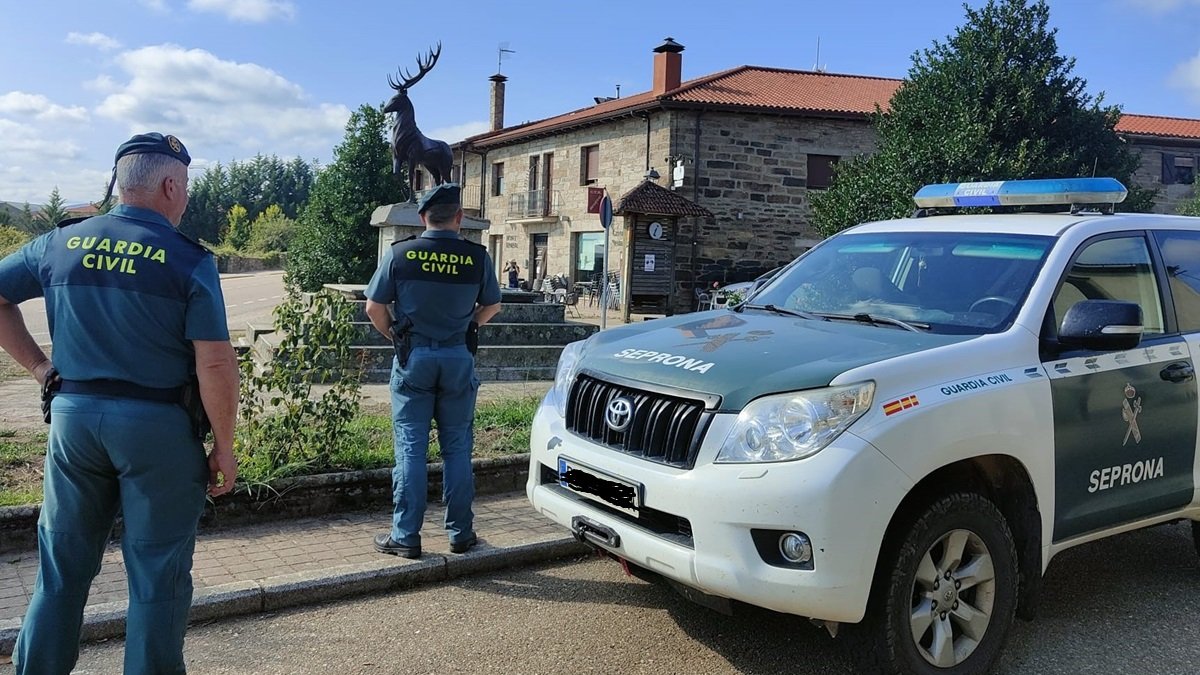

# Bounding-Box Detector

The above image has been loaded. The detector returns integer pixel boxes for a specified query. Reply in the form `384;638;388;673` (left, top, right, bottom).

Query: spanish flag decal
883;395;920;416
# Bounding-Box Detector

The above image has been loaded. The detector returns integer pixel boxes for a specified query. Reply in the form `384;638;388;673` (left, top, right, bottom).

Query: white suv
526;178;1200;674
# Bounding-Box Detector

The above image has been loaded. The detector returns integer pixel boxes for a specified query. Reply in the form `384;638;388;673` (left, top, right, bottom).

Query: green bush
1179;190;1200;217
247;215;296;253
235;289;364;487
0;226;29;258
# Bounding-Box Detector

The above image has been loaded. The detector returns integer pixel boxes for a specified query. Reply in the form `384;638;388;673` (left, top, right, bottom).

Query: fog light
779;532;812;564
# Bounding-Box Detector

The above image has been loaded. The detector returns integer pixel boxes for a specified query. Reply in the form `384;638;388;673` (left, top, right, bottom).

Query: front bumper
526;400;912;623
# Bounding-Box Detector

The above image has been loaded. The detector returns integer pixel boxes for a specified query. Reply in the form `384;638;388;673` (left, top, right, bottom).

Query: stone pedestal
370;202;491;265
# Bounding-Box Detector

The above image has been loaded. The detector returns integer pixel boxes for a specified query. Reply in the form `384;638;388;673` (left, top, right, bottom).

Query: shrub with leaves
236;289;365;486
1179;190;1200;218
0;226;29;258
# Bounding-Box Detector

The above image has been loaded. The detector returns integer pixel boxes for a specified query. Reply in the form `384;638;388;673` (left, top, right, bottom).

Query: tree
1179;190;1200;217
287;104;407;291
31;187;68;233
248;204;296;252
181;156;316;244
812;0;1153;236
226;204;251;250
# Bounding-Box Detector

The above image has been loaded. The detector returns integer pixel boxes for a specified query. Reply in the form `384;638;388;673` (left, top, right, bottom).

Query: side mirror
1058;300;1143;351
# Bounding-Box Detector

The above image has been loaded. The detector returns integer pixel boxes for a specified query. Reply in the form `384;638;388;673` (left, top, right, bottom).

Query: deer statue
385;43;454;202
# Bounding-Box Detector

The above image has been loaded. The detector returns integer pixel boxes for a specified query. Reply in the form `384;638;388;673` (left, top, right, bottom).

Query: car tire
847;492;1019;675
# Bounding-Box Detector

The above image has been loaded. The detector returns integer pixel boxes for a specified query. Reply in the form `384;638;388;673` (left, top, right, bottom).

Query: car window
753;232;1054;334
1051;236;1165;336
1154;230;1200;333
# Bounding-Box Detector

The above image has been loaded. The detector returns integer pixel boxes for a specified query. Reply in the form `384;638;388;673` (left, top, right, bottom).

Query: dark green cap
114;132;191;166
417;183;461;214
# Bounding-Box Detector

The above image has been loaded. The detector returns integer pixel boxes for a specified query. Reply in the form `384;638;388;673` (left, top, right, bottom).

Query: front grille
565;373;712;469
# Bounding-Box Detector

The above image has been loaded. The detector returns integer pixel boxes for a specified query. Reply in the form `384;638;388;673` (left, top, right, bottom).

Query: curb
0;537;589;655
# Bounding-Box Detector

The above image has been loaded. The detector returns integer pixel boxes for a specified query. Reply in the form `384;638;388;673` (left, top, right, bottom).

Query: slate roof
615;179;713;217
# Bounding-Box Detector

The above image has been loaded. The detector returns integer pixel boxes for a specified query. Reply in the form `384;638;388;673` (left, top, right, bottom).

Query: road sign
600;195;613;229
587;187;605;214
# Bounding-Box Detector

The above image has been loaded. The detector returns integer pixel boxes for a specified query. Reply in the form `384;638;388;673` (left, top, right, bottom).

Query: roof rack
911;177;1128;217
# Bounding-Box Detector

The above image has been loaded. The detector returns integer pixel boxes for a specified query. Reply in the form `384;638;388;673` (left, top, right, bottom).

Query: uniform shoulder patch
56;215;91;228
172;229;215;255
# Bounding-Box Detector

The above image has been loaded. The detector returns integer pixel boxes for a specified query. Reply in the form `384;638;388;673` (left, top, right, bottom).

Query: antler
388;42;442;91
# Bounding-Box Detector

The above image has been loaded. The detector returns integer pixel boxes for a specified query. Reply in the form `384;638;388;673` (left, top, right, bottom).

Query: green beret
114;132;191;166
417;183;461;214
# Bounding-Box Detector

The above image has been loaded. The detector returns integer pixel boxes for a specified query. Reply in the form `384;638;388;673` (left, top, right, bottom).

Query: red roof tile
668;67;902;115
462;66;1200;148
1115;113;1200;140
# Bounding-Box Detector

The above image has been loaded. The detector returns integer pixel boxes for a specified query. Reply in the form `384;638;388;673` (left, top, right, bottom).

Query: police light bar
913;177;1128;209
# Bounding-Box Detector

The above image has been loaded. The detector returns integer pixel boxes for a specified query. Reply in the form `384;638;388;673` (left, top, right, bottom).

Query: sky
2;0;1199;206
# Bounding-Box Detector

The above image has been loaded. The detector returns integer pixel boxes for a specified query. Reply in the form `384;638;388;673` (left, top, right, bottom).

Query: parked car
527;177;1200;674
715;266;783;300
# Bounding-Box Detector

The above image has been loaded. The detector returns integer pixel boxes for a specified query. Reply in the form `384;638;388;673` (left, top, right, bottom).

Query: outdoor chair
563;292;581;318
694;288;712;311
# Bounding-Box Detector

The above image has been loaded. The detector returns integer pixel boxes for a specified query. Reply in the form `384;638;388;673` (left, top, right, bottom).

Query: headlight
715;382;874;463
549;340;586;418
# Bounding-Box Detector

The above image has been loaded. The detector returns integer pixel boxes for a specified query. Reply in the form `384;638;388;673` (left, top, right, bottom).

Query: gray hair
116;153;183;196
424;202;461;226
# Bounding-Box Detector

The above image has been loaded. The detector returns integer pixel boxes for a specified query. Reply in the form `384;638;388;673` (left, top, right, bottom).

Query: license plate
558;456;642;516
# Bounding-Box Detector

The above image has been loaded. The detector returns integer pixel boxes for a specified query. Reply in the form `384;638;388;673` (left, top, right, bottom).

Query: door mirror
1058;300;1143;351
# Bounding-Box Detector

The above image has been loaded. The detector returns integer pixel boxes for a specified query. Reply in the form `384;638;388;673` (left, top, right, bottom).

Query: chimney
652;37;684;95
489;73;507;131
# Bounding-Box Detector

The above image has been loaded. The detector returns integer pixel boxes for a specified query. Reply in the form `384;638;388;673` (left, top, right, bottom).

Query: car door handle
1160;361;1195;383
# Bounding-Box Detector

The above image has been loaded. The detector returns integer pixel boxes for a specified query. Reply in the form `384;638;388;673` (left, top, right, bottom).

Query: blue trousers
14;394;208;675
389;345;479;547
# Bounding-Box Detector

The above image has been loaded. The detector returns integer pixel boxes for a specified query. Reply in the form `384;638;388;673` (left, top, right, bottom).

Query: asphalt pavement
39;520;1200;675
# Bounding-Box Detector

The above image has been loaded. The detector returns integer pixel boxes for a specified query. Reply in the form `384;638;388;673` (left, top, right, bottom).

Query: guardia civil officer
365;183;502;558
0;133;240;674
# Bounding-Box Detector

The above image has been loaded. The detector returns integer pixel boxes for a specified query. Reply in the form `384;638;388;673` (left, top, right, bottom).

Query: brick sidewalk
0;491;566;625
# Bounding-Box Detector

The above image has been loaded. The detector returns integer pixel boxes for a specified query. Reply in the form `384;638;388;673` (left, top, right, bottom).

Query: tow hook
810;618;840;638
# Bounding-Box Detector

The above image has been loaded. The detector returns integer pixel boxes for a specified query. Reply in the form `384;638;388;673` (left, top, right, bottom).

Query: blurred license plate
558;457;641;517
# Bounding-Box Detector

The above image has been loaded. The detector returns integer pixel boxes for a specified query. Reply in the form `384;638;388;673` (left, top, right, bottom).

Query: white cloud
96;45;348;155
84;75;119;93
1170;50;1200;103
66;31;122;51
427;120;491;144
187;0;295;22
138;0;168;11
0;92;89;123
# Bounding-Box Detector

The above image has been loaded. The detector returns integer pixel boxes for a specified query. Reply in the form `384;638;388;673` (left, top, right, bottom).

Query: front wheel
849;492;1019;675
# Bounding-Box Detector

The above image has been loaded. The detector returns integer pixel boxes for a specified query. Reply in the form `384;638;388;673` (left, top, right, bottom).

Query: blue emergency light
913;177;1128;209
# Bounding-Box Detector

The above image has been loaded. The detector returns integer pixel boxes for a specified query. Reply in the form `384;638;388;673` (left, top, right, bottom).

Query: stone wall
460;113;673;289
1126;138;1200;214
665;111;880;312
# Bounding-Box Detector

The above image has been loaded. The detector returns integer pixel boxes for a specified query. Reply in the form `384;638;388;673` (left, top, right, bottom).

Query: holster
41;368;61;424
392;317;414;368
180;373;211;440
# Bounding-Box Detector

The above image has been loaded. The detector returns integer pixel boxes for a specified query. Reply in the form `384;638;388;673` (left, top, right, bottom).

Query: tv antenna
814;36;826;72
497;42;516;74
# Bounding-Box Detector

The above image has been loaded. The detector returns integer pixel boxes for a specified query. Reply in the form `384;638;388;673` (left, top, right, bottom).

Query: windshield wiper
740;303;826;321
814;312;928;332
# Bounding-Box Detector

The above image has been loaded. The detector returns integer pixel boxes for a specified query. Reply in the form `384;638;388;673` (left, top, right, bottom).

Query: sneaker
374;533;421;559
449;533;478;554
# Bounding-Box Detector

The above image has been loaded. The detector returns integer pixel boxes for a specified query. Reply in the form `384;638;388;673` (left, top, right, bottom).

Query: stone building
444;38;1200;317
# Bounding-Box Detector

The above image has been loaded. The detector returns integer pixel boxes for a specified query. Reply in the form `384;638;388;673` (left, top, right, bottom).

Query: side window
1154;230;1200;333
1051;236;1165;336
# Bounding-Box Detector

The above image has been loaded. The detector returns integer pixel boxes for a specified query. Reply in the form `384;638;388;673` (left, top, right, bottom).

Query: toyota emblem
605;396;634;433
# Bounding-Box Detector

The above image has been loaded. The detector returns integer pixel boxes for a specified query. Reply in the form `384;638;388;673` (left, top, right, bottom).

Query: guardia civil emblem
1122;383;1142;446
166;135;182;153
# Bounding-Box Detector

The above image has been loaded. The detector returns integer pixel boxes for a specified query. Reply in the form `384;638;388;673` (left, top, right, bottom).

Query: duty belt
408;334;467;348
59;379;183;403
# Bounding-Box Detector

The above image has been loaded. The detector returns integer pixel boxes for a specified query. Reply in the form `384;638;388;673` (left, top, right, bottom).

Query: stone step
253;338;565;371
339;301;568;325
359;365;557;384
344;321;596;347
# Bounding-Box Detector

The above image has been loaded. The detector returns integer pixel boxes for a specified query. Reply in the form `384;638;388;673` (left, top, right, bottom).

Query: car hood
577;310;972;410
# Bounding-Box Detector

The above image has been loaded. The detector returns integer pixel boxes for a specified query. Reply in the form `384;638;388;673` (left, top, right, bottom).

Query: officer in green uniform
365;183;502;558
0;133;240;674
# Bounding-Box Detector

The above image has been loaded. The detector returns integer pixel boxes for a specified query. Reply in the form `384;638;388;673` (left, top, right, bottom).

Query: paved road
16;270;286;345
52;520;1200;675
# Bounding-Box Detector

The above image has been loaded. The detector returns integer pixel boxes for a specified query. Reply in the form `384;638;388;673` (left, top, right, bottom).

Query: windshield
751;231;1055;334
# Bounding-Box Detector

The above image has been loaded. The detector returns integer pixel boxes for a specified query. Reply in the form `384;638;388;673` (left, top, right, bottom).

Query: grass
0;396;541;506
0;428;46;506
